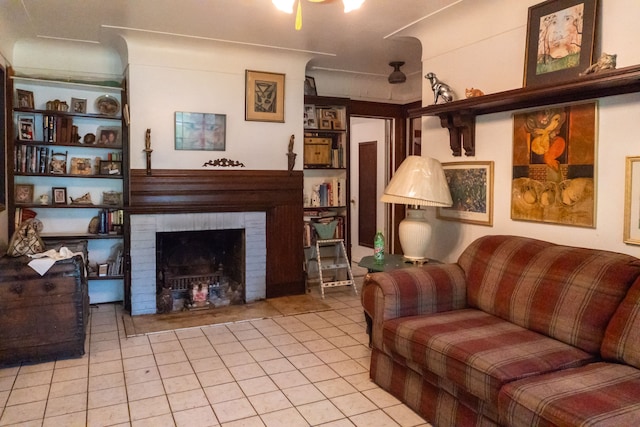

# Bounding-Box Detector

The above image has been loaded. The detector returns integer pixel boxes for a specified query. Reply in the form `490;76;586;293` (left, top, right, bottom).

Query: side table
358;253;441;273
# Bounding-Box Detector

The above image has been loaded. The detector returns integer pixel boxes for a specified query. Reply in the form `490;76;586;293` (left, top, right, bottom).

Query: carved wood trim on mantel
409;65;640;156
127;169;305;298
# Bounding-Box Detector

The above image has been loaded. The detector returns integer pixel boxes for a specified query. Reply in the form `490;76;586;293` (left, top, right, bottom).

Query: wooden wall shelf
408;65;640;156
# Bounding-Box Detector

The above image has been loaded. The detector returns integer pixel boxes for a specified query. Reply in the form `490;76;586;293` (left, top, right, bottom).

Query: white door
349;117;391;262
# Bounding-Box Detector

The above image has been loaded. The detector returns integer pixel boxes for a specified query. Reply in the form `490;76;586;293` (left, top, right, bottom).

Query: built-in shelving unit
409;65;640;156
7;68;128;303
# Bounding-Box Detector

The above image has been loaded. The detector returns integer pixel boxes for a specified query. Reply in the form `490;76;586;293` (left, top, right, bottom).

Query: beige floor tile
191;356;225;373
303;339;336;353
220;351;255;368
237;376;278;397
297;399;345;425
287;353;324;370
223;415;265;427
259;407;309;427
241;338;273;352
0;378;14;394
0;390;9;407
90;348;122;364
121;343;153;359
176;328;205;339
19;361;55;374
46;392;88;417
151;340;183;354
127;378;166;401
384;404;428;427
119;335;150;348
0;366;20;378
49;377;88;398
167;388;210;412
0;399;46;425
248;390;292;415
52;364;89;383
123;354;157;372
328;359;368;377
204;382;245;405
266;334;298;347
6;384;49;406
281;384;325;406
349;409;399;427
229;363;266;381
300;364;339;383
258;358;295;375
148;331;178;344
131;412;175;427
291;330;323;342
269;370;309;389
211;397;256;423
125;365;161;385
43;410;87;427
54;356;89;369
331;392;377;417
173;405;219;427
196;367;235;388
12;370;53;389
212;342;244;356
158;361;194;379
89;371;125;391
363;388;401;409
317;419;356;427
274;343;308;357
343;373;377;392
155;350;189;366
340;344;370;359
315;348;350;364
88;385;127;409
232;329;263;342
129;394;171;421
185;345;216;361
89;359;124;377
315;378;358;399
163;373;201;394
249;348;282;363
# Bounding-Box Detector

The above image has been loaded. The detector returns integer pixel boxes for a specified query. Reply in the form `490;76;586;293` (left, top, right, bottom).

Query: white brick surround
129;211;266;315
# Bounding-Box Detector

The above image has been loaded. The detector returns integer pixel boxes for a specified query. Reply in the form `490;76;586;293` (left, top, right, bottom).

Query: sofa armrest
361;263;467;349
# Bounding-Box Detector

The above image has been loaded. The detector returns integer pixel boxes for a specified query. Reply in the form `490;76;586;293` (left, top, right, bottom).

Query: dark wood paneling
128;169;305;300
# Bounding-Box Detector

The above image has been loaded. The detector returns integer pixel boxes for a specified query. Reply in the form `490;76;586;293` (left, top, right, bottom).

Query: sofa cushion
499;362;640;427
602;278;640;368
457;235;640;353
382;308;595;403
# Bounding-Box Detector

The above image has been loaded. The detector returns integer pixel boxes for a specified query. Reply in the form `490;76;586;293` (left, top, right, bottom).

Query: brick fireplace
126;169;304;315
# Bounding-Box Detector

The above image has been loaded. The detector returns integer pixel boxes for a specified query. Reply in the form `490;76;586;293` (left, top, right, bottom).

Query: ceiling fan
272;0;365;30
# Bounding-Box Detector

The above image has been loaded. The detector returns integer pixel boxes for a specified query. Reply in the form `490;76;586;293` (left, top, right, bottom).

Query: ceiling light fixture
388;61;406;84
272;0;365;30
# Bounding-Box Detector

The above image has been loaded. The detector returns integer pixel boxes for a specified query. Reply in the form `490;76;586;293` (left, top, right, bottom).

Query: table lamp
380;156;452;261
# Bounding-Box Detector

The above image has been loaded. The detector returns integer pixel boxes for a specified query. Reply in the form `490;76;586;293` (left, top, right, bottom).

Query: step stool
315;238;357;299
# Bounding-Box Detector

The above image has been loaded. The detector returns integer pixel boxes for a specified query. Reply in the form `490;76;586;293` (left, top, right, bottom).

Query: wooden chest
0;255;89;365
304;137;332;166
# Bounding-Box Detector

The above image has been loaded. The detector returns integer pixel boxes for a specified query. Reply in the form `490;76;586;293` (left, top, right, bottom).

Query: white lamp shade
381;156;452;207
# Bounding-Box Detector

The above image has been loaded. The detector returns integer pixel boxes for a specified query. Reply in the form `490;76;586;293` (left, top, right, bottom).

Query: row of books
309;178;347;208
96;209;124;235
96;243;124;277
18;114;77;143
14;145;56;174
303;216;345;248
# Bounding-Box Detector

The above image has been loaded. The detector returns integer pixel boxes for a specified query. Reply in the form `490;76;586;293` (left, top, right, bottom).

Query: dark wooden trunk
0;255;89;365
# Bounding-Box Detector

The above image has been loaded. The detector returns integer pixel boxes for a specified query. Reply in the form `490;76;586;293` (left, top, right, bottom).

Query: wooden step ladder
315;239;357;299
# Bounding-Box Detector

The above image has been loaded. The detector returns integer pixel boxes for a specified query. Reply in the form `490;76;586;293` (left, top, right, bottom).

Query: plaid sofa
361;235;640;426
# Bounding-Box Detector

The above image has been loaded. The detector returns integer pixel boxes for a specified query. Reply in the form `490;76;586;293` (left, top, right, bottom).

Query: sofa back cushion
601;278;640;368
458;235;640;353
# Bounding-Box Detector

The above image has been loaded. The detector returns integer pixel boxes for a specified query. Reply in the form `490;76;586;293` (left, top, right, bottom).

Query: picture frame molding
437;161;494;226
624;156;640;245
245;70;285;122
15;183;35;204
523;0;598;87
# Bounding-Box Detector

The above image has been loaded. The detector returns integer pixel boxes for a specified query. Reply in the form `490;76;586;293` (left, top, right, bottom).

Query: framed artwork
523;0;598;87
100;160;122;176
437;161;494;226
18;115;35;140
175;112;226;151
245;70;285;122
304;76;317;96
304;104;317;129
52;187;67;205
15;184;34;204
319;118;332;130
96;126;120;145
16;89;34;108
624;156;640;245
511;101;597;227
71;97;87;113
70;157;93;175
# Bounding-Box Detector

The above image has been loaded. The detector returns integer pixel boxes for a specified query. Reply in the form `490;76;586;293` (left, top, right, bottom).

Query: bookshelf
7;68;128;303
303;96;351;280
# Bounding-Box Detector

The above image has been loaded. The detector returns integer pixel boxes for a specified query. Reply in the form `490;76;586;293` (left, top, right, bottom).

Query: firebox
156;229;245;312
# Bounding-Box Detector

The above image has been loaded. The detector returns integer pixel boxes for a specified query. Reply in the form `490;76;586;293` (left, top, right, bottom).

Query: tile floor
0;273;431;427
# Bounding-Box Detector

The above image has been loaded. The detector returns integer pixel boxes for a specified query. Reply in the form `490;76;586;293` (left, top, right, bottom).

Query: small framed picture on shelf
52;187;67;205
96;126;120;145
70;157;93;175
18;116;35;140
15;184;34;204
100;160;122;176
71;97;87;114
98;263;109;277
319;118;332;130
304;104;317;129
16;89;34;109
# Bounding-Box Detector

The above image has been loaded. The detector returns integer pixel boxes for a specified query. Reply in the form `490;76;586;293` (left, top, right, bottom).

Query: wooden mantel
409;65;640;156
127;169;304;299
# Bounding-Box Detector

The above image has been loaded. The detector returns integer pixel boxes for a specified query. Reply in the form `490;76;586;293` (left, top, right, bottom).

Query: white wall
411;0;640;262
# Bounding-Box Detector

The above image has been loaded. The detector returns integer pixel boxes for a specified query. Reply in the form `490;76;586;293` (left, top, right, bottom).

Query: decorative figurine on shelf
465;88;485;98
580;53;617;76
144;128;153;176
287;134;297;171
311;184;321;207
425;72;454;104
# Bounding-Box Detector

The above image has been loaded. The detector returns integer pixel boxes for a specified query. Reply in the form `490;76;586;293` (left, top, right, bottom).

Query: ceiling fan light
272;0;295;13
388;61;406;84
342;0;365;13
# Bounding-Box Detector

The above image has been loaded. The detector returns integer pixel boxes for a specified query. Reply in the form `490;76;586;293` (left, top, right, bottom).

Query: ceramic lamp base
398;207;432;261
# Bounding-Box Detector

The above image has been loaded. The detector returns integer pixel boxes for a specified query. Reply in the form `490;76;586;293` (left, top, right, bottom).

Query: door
349;117;391;262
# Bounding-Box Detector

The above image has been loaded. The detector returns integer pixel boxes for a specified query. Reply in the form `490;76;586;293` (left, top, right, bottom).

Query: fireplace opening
156;229;245;313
